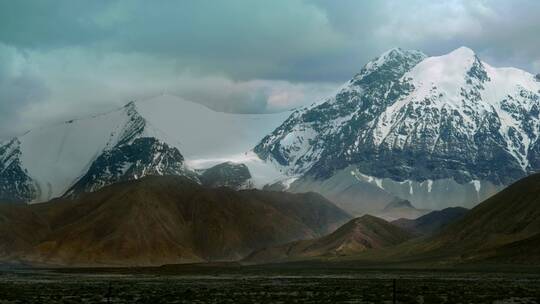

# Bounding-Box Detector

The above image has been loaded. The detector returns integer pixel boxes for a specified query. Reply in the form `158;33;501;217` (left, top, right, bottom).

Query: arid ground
1;266;539;303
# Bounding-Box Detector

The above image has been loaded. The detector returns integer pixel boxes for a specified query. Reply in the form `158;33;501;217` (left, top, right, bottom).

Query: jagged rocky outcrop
256;47;540;209
199;162;252;189
64;137;198;197
0;139;36;203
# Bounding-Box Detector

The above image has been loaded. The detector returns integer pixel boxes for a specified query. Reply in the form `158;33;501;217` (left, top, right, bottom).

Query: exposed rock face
64;137;198;198
256;48;428;178
0;139;36;203
199;162;252;189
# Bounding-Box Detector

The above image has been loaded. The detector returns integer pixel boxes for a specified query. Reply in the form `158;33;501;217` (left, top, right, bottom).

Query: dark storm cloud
2;0;539;80
1;0;539;138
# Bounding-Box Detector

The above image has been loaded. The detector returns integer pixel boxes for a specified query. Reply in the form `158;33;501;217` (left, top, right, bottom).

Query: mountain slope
283;167;399;216
247;173;540;265
0;203;50;258
245;214;413;263
256;47;540;211
0;95;289;203
391;207;468;236
432;173;540;254
354;173;540;264
0;176;350;266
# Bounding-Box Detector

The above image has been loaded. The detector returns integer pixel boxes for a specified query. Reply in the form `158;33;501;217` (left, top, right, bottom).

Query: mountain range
2;46;540;218
1;170;540;267
0;176;350;266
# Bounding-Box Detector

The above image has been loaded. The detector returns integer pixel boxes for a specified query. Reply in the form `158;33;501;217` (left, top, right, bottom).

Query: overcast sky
1;0;540;138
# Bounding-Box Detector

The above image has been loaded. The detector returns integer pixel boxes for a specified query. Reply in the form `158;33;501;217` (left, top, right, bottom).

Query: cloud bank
1;0;539;137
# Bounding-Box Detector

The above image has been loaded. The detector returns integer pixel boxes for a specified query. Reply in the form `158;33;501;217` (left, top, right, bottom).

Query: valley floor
1;266;540;303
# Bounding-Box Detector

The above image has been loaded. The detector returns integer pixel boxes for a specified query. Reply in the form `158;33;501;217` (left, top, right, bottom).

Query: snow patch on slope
136;95;290;160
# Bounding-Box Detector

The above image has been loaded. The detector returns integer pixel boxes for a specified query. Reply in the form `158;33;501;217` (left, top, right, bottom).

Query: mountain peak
382;47;424;58
449;46;476;57
350;47;427;85
383;199;414;211
123;100;136;108
435;46;480;66
378;47;406;59
366;47;426;68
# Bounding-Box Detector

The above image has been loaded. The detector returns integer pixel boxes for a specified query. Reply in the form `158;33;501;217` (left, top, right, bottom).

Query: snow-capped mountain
0;95;288;203
255;47;540;210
